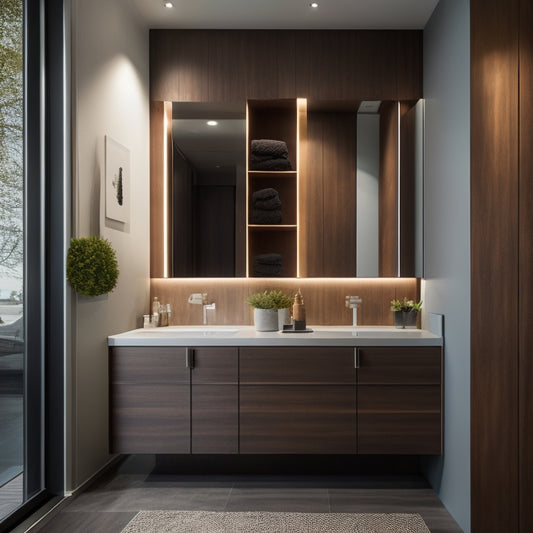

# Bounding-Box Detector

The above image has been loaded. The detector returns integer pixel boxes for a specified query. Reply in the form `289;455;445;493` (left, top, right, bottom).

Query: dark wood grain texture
150;30;422;104
357;347;442;455
240;385;356;454
471;0;520;531
240;347;356;384
109;347;190;454
519;0;533;530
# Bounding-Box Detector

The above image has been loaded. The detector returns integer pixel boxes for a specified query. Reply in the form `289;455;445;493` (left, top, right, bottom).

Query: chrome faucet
345;296;362;326
188;293;216;325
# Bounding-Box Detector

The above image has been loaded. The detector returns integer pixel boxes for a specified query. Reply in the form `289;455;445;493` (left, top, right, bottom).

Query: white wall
69;0;150;489
422;0;470;531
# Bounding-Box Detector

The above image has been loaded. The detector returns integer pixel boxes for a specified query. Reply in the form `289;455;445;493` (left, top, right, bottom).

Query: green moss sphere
66;236;119;297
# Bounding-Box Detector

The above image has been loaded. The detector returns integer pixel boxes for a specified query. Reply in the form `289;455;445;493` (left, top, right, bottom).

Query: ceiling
131;0;440;30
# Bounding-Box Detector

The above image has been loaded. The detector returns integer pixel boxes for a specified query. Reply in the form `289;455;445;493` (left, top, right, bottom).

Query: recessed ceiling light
164;2;174;8
207;120;218;126
310;2;319;8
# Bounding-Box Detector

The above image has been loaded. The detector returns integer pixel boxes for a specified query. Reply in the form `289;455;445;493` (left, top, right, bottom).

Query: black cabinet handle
186;348;195;368
354;347;359;369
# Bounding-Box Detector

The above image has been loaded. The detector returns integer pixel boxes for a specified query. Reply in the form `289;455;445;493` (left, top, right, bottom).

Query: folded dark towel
254;253;283;265
251;139;288;158
252;188;279;202
250;158;292;171
254;196;282;211
253;264;284;277
251;210;282;224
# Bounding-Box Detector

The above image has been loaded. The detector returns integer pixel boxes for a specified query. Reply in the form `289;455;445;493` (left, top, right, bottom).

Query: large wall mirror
163;99;424;278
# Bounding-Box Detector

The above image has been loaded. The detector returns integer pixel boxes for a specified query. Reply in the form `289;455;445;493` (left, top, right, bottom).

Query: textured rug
121;510;431;533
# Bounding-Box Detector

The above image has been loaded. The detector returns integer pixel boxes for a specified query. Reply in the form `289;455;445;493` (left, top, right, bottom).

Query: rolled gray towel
250;158;292;171
253;264;283;277
252;188;279;202
254;253;283;265
254;196;282;211
251;139;288;158
251;210;282;224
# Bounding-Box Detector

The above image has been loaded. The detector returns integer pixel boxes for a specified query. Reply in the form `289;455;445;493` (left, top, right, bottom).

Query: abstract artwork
105;135;130;224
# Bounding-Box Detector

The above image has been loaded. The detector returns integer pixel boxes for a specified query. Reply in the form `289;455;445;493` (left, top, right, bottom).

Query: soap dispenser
293;289;306;330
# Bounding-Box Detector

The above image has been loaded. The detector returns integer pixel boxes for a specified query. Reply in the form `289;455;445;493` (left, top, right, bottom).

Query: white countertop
108;325;442;347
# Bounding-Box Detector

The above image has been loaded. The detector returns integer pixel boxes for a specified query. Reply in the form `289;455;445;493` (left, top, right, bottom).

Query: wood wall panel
519;0;533;529
150;277;418;327
471;0;520;531
150;30;422;103
150;101;172;278
150;30;209;102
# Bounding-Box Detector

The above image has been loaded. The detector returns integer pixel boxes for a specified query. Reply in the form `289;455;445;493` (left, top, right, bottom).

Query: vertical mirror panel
170;102;246;277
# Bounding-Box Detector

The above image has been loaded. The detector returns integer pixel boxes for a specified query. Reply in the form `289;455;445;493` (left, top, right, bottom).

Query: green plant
390;297;422;312
245;289;293;310
66;236;119;297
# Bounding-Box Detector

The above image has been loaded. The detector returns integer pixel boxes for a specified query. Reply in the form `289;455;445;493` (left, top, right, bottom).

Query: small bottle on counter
152;296;160;327
159;304;168;327
166;303;172;325
293;289;306;330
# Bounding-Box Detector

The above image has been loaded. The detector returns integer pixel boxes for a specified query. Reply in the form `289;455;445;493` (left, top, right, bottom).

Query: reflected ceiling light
207;120;218;126
310;2;319;8
164;2;174;8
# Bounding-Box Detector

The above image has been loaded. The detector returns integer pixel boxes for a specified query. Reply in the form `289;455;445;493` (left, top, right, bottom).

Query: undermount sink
141;326;239;336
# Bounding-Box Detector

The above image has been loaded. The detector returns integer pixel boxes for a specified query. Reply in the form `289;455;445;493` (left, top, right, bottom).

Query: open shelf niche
246;99;305;278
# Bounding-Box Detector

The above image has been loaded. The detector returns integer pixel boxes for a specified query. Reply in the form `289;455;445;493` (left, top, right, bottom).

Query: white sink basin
141;326;239;336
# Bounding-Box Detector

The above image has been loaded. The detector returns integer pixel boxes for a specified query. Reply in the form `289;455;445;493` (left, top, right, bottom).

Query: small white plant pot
277;308;291;330
254;308;279;331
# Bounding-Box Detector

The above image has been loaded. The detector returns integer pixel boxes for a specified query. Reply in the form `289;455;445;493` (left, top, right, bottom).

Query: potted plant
245;290;293;332
66;236;119;297
390;297;422;329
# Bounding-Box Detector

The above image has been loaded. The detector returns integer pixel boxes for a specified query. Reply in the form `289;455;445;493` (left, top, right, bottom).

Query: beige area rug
121;510;431;533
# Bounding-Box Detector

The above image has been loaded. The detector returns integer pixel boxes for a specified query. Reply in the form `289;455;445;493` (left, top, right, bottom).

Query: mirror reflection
167;100;423;278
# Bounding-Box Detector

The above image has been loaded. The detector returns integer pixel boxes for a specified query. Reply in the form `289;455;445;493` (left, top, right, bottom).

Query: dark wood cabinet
239;347;357;453
109;346;190;454
109;344;442;456
109;346;239;454
191;347;238;454
357;346;442;454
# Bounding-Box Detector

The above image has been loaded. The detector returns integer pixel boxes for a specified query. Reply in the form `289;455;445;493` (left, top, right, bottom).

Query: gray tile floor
32;456;463;533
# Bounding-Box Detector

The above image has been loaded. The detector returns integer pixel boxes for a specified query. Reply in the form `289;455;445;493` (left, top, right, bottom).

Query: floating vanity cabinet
109;347;190;454
357;346;442;454
247;99;301;277
190;347;238;454
239;347;357;453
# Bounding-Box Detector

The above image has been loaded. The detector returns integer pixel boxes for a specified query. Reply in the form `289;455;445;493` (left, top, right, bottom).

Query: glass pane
0;0;24;520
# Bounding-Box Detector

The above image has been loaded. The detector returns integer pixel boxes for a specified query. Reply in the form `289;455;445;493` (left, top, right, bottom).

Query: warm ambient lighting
164;2;174;8
207;120;218;126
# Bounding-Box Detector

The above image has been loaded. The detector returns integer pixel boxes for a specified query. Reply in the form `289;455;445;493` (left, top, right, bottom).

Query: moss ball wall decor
66;236;119;297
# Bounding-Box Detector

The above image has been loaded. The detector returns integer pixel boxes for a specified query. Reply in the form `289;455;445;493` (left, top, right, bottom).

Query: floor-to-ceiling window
0;0;25;521
0;0;67;529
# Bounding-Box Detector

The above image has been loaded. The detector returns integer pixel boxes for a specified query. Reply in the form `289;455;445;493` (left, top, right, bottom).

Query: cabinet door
191;347;238;454
357;346;442;454
240;347;356;454
109;347;190;453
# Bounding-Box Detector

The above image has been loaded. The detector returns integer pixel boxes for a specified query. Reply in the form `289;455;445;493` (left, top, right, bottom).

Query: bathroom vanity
108;326;442;456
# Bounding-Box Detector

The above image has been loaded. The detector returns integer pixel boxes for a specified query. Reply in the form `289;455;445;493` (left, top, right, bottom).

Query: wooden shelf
248;225;297;231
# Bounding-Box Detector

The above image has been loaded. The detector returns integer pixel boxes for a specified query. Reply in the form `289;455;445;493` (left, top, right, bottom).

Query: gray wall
422;0;470;531
69;0;150;489
356;114;380;277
